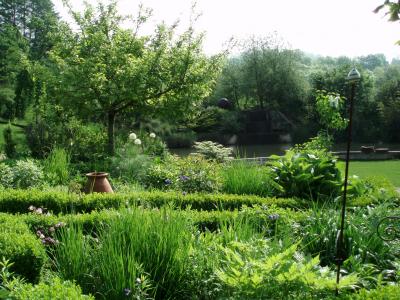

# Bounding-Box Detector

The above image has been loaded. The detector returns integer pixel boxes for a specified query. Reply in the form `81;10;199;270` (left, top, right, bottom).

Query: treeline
209;35;400;143
1;0;399;162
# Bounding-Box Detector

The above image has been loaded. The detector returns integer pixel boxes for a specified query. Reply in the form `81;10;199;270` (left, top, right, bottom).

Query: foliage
144;155;222;193
42;148;71;186
165;130;197;148
0;229;46;283
0;163;13;188
193;141;233;163
216;239;358;299
12;159;44;189
3;125;16;158
0;189;298;215
269;150;342;200
221;160;281;197
48;0;223;154
315;90;348;132
53;208;191;299
345;283;400;300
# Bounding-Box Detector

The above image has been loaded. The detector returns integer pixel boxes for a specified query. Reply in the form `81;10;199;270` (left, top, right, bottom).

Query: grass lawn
338;160;400;187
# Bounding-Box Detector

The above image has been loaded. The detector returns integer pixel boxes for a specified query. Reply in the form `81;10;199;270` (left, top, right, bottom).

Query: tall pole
335;68;360;295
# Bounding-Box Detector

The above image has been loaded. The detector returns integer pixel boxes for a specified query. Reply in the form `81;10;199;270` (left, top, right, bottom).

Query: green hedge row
0;189;300;214
0;214;47;283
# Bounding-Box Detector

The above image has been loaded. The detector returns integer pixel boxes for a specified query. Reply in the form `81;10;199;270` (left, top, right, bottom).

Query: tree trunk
107;111;116;155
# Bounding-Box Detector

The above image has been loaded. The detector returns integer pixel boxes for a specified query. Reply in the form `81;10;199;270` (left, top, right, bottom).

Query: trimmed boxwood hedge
0;219;47;283
0;189;300;214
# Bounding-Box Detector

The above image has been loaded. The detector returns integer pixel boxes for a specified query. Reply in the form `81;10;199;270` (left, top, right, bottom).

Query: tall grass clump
222;160;279;197
43;148;71;185
53;208;193;299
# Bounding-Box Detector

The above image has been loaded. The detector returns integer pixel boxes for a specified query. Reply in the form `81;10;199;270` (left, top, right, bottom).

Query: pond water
170;143;400;158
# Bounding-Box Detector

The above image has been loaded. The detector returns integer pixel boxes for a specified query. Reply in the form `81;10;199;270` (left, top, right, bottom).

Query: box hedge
0;189;300;214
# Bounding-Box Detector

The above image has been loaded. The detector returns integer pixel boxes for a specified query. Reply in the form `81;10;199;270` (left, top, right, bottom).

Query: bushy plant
165;130;196;148
269;150;342;200
0;230;47;283
53;208;192;299
216;239;358;299
43;148;71;186
12;159;44;189
3;125;16;158
0;163;13;188
143;155;221;193
222;160;281;197
193;141;233;163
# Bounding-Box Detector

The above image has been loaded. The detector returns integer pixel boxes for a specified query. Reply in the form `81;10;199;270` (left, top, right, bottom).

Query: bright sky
52;0;400;61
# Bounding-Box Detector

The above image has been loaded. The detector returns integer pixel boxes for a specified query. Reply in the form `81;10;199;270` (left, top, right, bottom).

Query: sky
52;0;400;61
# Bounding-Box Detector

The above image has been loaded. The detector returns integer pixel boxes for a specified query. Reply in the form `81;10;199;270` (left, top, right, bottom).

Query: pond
170;143;400;158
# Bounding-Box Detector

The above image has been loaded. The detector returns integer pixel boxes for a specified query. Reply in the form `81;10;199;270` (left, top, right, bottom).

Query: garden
1;0;400;299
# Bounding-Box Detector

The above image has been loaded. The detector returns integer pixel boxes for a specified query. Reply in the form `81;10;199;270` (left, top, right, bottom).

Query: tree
48;0;223;154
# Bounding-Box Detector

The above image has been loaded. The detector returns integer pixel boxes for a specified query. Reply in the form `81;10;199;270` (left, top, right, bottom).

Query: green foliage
144;155;222;193
12;159;44;189
345;283;400;300
8;277;94;300
165;130;197;148
43;148;71;186
3;125;16;158
315;90;348;132
0;227;46;283
216;239;358;299
53;208;191;299
0;163;13;188
193;141;233;163
0;189;298;214
221;160;281;197
269;150;342;200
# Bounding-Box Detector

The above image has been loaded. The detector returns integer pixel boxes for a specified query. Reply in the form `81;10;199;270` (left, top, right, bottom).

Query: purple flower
268;214;280;221
179;175;190;182
164;179;172;185
123;288;131;296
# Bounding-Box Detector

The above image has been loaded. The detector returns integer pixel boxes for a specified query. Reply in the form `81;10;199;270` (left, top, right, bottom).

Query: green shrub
193;141;233;163
3;125;16;158
344;284;400;300
12;159;44;189
165;130;196;148
9;277;94;300
216;239;358;299
0;189;299;215
269;149;342;200
222;160;281;197
43;148;71;186
0;163;13;188
143;155;222;193
0;231;46;283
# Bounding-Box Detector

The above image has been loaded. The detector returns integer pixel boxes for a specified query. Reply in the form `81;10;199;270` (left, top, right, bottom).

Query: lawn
338;160;400;187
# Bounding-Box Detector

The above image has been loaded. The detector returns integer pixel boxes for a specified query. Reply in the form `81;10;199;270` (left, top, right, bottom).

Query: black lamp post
335;67;361;294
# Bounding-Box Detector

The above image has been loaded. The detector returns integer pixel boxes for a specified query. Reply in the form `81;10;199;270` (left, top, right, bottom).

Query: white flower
134;138;142;145
129;132;137;140
328;96;339;109
149;132;156;138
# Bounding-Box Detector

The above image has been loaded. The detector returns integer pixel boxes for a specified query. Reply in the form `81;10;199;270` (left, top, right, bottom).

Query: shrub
165;130;196;148
42;148;71;186
269;149;342;200
143;155;222;193
222;161;281;197
0;189;300;215
0;163;13;188
12;159;44;189
193;141;233;163
9;277;94;300
216;239;358;299
344;284;400;300
3;125;16;158
0;230;46;283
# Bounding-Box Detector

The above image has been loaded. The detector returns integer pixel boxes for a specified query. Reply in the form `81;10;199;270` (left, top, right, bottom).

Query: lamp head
346;68;361;83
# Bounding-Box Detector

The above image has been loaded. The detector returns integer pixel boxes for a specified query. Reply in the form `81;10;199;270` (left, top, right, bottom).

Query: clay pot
84;172;113;194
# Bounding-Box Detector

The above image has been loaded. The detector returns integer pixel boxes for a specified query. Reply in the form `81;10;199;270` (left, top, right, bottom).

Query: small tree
49;0;223;154
3;125;16;158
